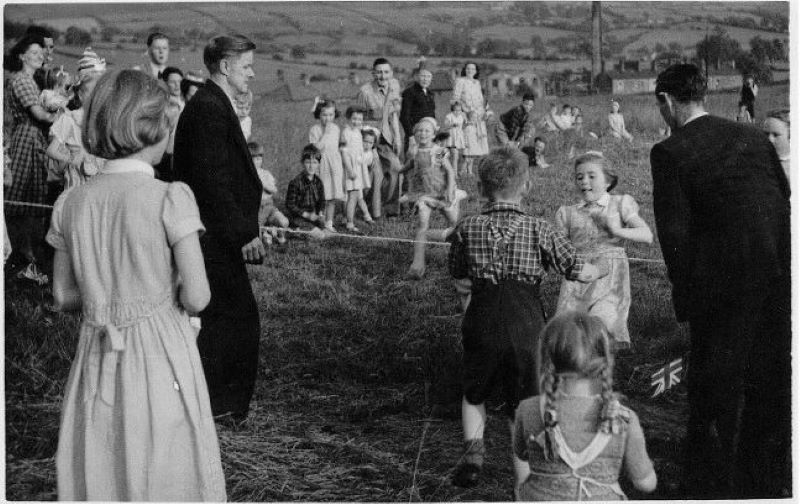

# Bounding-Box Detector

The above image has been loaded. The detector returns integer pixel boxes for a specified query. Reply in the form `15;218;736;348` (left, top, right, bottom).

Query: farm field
5;71;789;500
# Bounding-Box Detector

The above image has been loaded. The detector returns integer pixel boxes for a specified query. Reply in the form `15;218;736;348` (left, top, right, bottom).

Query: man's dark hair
25;25;52;40
147;32;169;47
203;35;256;75
655;64;707;103
522;93;536;102
160;66;183;83
372;57;391;69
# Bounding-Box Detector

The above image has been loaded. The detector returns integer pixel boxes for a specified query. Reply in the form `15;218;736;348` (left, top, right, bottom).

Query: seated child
448;146;602;488
401;117;466;279
607;100;633;142
284;144;326;239
235;90;253;141
521;136;550;169
735;101;752;123
249;141;288;244
512;311;657;500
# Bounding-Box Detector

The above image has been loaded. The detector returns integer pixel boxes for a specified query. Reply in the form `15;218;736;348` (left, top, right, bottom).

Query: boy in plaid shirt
285;144;326;239
448;146;602;487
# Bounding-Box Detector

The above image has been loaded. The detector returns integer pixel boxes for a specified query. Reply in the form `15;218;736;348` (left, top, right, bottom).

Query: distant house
486;71;543;98
262;81;361;103
598;69;743;95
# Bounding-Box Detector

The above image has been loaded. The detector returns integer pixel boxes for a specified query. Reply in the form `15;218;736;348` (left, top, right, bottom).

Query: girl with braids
512;312;656;500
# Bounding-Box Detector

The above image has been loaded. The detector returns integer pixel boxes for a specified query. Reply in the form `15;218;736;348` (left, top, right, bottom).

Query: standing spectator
495;93;536;147
762;109;790;181
400;65;436;153
161;66;185;109
651;64;790;499
136;32;170;79
3;35;56;284
451;62;489;156
157;66;184;181
740;75;758;119
48;69;225;502
356;57;403;218
173;34;266;425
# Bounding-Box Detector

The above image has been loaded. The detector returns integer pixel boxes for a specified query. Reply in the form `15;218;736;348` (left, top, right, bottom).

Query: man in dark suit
400;66;436;151
173;34;266;424
650;64;790;499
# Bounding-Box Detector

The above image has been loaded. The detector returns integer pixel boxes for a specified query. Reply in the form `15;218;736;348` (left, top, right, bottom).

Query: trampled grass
5;84;788;501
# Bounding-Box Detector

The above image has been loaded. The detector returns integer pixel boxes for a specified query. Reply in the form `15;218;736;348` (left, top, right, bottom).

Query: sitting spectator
736;101;752;123
538;103;560;132
608;100;633;142
285;144;326;239
521;137;550;169
553;104;574;130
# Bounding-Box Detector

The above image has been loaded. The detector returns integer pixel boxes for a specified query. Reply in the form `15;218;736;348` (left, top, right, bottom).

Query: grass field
4;83;789;500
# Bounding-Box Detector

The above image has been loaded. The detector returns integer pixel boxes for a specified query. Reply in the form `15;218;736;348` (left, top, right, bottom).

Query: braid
543;362;560;461
598;331;621;434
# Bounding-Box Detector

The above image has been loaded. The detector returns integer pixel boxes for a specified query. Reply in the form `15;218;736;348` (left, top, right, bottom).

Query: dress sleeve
619;194;641;226
623;410;655;484
13;74;40;110
162;182;206;246
45;192;70;251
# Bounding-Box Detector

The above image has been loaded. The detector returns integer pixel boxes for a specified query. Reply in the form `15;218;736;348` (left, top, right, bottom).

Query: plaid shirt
448;201;585;284
285;172;324;218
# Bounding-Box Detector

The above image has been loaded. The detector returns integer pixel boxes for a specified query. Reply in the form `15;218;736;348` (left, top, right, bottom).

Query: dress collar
578;192;610;209
100;158;155;177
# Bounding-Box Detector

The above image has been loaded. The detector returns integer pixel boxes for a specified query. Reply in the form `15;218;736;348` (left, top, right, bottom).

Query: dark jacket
650;114;790;321
173;79;262;263
400;83;436;137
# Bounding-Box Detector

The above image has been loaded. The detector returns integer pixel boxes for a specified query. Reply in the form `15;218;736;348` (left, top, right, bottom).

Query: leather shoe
452;462;482;487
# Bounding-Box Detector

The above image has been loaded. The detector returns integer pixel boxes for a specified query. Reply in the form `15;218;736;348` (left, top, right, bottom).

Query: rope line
3;200;665;264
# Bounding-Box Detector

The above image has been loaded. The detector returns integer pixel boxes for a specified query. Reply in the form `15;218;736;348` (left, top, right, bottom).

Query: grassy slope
4;79;788;500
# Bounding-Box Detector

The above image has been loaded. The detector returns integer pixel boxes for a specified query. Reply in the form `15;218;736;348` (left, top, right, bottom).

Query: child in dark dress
448;146;601;487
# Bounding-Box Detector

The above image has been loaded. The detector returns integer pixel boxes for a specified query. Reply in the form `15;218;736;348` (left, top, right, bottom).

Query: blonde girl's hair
574;151;619;192
83;69;171;160
536;311;622;461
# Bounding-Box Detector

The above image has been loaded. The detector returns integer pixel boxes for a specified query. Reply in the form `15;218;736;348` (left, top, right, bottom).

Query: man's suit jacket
400;83;436;138
650;114;790;321
173;79;262;263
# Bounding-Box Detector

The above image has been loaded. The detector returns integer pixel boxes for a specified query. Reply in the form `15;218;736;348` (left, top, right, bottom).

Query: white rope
3;200;665;265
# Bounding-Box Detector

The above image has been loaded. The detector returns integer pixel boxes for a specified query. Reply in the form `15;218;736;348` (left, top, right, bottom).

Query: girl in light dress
607;100;633;142
45;72;105;192
554;152;653;349
401;117;466;279
339;106;374;232
309;99;345;233
48;69;225;501
36;65;72;113
512;311;657;501
736;101;752;123
444;101;466;176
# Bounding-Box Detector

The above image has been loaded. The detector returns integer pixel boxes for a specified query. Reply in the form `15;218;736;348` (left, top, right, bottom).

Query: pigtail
542;362;561;461
598;331;623;434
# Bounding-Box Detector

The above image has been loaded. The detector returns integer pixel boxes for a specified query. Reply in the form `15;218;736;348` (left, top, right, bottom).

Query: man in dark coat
650;64;790;499
400;66;436;151
173;34;266;423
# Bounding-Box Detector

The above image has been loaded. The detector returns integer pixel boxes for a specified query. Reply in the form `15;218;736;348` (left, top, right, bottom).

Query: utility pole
591;1;602;93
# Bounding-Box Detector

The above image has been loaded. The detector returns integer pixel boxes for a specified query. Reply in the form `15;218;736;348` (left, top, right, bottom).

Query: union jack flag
651;358;684;397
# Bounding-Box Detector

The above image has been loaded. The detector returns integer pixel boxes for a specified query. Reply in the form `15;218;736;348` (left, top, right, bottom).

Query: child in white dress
47;69;225;501
444;101;466;176
340;106;374;232
401;117;466;279
607;100;633;142
309;99;345;233
554;152;653;348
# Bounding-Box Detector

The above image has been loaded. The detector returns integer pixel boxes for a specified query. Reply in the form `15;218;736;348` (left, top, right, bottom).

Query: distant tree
100;25;121;43
64;26;92;47
695;27;740;70
654;42;667;54
735;51;772;84
376;42;397;56
416;41;430;56
290;45;306;59
667;42;683;53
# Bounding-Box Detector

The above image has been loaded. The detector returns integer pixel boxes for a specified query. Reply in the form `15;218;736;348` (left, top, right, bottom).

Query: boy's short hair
522;93;536;102
147;32;169;47
477;146;530;198
533;136;545;144
345;105;366;119
160;66;183;83
204;34;256;75
372;57;390;69
301;143;322;162
361;128;378;142
655;63;707;104
248;141;264;157
83;69;171;160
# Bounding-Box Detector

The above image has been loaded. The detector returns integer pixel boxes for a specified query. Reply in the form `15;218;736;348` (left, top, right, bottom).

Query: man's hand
242;237;267;264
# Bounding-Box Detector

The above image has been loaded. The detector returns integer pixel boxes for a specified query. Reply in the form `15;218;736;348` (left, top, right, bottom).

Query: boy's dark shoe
452;462;482;487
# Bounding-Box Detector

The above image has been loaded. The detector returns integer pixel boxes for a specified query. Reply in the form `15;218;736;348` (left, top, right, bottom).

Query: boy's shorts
461;278;546;418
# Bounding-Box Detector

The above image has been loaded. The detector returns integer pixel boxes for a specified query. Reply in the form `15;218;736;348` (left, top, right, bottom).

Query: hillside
6;1;788;62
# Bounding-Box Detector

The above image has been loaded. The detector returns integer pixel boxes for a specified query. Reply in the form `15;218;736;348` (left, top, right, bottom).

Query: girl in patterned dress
309;99;345;233
4;35;57;283
444;101;466;176
401;117;466;279
339;106;373;232
554;152;653;348
513;311;657;500
48;69;225;501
